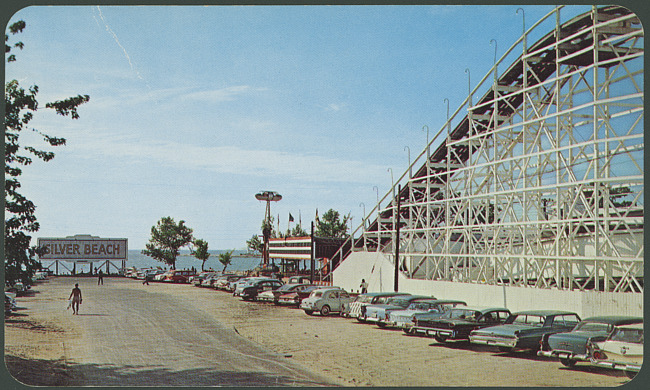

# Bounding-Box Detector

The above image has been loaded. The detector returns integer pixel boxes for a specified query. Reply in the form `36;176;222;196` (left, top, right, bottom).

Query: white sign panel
38;236;128;260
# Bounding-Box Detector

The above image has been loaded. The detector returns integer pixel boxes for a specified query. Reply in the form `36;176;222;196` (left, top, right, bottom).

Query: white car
590;322;643;379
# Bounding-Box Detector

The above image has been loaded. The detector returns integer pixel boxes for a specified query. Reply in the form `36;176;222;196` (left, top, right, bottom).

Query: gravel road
5;276;633;387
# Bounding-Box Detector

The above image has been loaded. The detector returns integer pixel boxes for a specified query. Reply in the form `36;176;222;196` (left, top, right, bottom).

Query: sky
5;4;593;250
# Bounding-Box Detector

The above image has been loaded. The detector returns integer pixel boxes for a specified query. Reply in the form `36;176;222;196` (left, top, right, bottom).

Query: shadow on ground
5;354;334;387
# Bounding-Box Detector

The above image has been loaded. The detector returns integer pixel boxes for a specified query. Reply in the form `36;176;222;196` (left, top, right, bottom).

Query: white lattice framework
329;6;643;293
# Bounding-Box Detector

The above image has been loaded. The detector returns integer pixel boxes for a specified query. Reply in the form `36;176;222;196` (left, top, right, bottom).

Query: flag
289;213;294;222
315;208;320;226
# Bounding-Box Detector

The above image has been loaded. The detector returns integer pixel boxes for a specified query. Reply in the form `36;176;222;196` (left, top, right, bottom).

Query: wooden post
310;221;315;283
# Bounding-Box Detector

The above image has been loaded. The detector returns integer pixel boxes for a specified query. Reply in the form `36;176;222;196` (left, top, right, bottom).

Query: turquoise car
469;310;581;352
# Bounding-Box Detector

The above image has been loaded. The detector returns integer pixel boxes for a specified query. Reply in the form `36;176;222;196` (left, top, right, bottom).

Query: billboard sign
37;235;128;261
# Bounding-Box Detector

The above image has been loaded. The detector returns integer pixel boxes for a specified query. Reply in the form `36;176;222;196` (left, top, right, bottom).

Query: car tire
304;310;314;315
434;334;449;343
377;322;387;328
560;358;577;368
320;305;331;316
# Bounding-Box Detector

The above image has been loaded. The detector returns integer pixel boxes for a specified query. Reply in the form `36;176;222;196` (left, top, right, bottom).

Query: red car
164;270;196;283
277;285;320;307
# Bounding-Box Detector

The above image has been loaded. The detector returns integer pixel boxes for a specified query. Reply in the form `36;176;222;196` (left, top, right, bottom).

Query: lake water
41;250;262;274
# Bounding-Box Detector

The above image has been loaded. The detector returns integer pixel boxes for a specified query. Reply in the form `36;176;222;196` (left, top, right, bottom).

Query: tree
142;217;194;269
218;250;234;273
246;234;263;254
315;209;350;238
190;238;210;271
282;224;308;238
4;21;90;285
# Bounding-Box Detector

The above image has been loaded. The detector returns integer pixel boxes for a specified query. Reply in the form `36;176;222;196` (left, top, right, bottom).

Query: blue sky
6;5;591;250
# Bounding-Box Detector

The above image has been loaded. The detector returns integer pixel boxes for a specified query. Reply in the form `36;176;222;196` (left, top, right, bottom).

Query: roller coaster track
323;5;643;293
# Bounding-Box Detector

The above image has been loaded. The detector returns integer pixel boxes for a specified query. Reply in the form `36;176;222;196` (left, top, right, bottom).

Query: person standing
97;269;104;285
360;279;368;294
143;272;151;285
68;283;82;315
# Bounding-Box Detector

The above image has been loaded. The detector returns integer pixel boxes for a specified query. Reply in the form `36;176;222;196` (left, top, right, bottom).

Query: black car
239;279;284;301
412;306;511;343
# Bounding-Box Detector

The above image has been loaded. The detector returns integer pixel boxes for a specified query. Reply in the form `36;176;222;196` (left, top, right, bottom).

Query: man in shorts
68;283;82;315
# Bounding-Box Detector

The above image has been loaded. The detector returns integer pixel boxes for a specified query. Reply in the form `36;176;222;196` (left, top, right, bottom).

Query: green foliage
142;217;194;269
246;234;263;254
218;250;234;273
315;209;350;238
191;238;210;271
4;21;89;285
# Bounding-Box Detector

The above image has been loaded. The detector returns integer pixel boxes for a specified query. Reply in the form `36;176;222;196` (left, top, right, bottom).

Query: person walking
143;272;151;285
68;283;82;315
97;269;104;285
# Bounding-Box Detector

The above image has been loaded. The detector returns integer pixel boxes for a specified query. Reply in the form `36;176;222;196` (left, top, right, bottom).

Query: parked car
287;276;312;284
238;279;284;301
198;274;221;288
277;285;321;307
388;299;467;333
33;271;48;280
229;277;265;293
589;322;643;379
163;269;196;283
215;275;244;290
538;316;643;367
154;270;171;281
469;310;581;352
362;296;436;326
190;271;216;285
5;293;17;315
300;287;353;316
257;283;313;303
343;292;411;319
412;306;511;342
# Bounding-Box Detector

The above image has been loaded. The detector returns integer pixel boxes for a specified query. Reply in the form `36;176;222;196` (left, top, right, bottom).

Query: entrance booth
37;235;128;275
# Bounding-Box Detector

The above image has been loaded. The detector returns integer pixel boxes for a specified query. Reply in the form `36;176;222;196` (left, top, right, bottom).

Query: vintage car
287;275;312;284
257;283;313;303
190;271;216;286
343;292;411;319
538;316;643;367
214;275;244;290
389;299;467;332
362;296;435;326
230;277;266;293
469;310;581;352
163;269;196;283
235;278;282;300
589;322;643;378
300;287;353;316
277;285;321;307
412;306;511;342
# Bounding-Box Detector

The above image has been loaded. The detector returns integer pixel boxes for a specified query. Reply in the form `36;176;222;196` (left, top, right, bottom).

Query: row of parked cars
5;270;50;315
129;268;644;379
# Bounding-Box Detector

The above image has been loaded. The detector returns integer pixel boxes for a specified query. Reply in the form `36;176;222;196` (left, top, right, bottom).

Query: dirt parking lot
5;276;633;387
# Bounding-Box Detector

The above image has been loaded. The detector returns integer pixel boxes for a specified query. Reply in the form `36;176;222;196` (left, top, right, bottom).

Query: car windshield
310;291;323;298
446;308;481;320
386;298;411;307
357;295;374;303
574;321;612;332
511;314;545;327
276;284;296;292
409;302;435;311
610;327;643;344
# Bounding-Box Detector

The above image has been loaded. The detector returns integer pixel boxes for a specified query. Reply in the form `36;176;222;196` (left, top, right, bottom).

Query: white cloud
69;134;387;185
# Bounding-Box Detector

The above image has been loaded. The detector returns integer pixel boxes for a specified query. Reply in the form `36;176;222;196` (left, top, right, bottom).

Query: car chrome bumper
469;335;517;347
411;327;455;338
537;350;589;361
590;360;641;372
